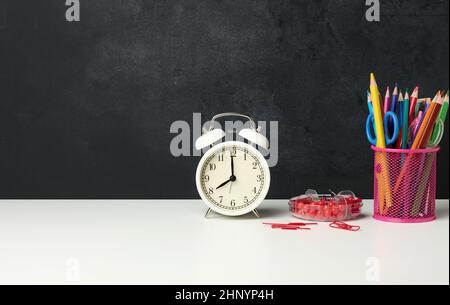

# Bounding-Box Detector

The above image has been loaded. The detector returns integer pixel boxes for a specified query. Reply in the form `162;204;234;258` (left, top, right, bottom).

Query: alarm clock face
196;141;270;216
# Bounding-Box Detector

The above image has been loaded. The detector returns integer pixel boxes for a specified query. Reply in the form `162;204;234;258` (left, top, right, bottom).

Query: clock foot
204;208;261;218
205;208;213;218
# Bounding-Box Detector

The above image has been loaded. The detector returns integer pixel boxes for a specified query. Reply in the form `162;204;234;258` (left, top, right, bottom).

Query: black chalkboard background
0;0;448;199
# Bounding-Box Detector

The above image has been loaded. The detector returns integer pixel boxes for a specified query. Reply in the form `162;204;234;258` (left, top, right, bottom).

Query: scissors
414;99;429;118
366;109;400;147
408;118;444;148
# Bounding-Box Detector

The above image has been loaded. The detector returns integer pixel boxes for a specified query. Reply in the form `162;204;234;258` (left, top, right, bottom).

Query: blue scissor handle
366;114;377;146
383;111;399;146
366;112;399;146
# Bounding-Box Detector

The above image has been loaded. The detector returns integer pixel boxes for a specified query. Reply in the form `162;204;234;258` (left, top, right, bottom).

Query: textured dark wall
0;0;448;199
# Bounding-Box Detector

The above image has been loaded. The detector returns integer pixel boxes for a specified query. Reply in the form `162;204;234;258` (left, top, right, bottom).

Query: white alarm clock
195;113;271;217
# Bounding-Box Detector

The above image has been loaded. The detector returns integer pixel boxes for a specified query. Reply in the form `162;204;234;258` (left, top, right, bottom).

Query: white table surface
0;199;448;285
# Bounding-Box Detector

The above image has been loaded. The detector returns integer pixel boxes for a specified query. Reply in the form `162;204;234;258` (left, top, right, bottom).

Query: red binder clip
329;221;360;232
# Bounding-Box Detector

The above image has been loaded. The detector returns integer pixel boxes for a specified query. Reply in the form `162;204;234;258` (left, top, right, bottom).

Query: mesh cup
372;146;439;223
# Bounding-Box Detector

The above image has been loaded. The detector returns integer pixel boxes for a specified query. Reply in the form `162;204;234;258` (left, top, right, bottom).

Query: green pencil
431;90;449;144
402;89;410;149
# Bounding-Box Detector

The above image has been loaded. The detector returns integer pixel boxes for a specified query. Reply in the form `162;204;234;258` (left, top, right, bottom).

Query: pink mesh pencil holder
371;146;440;223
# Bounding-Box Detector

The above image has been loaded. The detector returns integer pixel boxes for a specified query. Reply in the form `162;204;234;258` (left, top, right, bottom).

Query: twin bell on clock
195;113;271;218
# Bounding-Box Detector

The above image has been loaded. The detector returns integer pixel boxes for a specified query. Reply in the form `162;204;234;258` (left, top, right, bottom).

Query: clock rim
195;141;271;216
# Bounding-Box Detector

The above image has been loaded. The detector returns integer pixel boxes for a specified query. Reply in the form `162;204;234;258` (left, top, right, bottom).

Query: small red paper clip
329;221;360;232
263;222;317;226
281;227;309;230
288;222;318;226
263;222;313;230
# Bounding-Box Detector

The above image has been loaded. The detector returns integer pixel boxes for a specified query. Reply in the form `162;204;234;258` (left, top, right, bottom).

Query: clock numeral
231;146;237;157
244;196;249;204
257;174;262;182
209;163;217;170
218;154;224;162
230;200;236;207
219;196;223;204
208;188;214;195
244;149;248;160
202;175;210;182
252;162;258;169
252;187;257;194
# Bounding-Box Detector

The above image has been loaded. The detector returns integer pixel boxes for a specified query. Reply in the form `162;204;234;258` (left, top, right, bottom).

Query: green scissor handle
428;119;444;148
415;100;427;117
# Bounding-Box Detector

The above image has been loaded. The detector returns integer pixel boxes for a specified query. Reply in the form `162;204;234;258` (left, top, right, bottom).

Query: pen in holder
372;146;440;223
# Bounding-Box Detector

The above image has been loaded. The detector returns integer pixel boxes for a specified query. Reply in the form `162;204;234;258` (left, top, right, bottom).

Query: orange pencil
393;92;442;193
412;92;442;149
416;96;443;148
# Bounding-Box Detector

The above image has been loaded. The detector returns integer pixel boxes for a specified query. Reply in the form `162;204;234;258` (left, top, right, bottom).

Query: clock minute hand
231;155;235;176
216;179;231;190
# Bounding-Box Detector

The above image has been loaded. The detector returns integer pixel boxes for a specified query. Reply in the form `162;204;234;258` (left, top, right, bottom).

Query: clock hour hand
216;179;231;190
216;174;237;190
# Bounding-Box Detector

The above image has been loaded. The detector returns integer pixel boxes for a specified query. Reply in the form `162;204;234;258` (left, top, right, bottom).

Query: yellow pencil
370;73;387;148
369;73;392;213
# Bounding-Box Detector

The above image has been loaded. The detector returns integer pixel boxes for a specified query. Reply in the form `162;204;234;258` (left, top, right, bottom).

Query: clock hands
229;155;235;193
216;175;236;190
216;178;232;190
231;154;235;176
216;153;237;190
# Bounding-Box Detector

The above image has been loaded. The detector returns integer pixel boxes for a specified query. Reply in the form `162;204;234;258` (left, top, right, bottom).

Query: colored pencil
430;91;448;144
374;162;386;215
412;92;443;149
417;98;432;133
411;94;438;149
367;90;377;134
369;73;387;148
390;84;398;113
395;92;404;149
408;86;419;124
414;98;429;118
437;90;449;122
440;90;449;122
401;90;411;215
413;110;424;138
367;90;373;113
370;73;392;212
393;93;441;193
384;87;390;115
411;155;434;217
388;84;399;147
402;90;410;149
